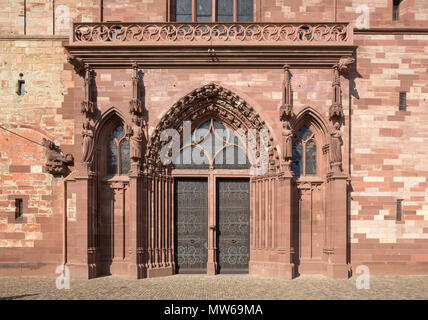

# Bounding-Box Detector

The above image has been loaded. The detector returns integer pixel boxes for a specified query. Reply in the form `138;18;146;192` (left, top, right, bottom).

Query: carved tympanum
145;83;279;174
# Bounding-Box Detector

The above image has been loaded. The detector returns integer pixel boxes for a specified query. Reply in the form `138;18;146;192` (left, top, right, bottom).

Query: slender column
170;178;175;271
150;175;155;268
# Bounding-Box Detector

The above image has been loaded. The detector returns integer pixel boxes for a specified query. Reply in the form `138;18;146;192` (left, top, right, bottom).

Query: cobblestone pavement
0;274;427;300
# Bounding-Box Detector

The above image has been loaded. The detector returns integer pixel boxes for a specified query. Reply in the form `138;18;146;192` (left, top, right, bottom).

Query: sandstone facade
0;0;427;278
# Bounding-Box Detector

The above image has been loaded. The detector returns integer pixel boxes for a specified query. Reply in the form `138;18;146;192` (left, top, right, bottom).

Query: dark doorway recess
174;178;208;273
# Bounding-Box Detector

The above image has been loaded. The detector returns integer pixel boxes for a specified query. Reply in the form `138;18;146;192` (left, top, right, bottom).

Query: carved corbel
81;64;96;118
42;138;74;176
67;56;85;75
338;57;355;75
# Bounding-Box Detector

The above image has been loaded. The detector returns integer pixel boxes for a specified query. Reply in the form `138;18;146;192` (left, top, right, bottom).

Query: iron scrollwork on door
175;178;208;273
217;179;250;273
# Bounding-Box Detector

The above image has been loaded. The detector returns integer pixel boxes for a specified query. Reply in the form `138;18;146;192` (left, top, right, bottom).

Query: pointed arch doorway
142;83;286;278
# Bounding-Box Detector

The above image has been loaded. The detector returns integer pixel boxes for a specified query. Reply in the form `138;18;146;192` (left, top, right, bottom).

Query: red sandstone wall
103;0;167;22
0;0;427;276
349;33;428;274
3;0;428;37
0;39;74;275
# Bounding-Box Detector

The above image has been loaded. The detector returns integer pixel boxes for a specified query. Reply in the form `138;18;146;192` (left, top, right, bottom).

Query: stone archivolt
145;83;280;174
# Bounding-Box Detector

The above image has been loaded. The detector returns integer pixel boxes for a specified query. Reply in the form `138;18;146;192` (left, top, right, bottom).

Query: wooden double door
175;177;250;274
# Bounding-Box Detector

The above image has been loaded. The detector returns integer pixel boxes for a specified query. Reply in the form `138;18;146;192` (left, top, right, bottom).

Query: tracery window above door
174;119;250;170
107;124;130;175
292;125;317;176
171;0;254;22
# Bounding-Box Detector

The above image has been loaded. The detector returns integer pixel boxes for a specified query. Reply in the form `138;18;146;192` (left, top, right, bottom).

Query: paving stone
0;275;427;300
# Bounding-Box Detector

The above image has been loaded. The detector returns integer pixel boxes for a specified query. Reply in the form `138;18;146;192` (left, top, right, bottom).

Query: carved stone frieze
73;22;351;45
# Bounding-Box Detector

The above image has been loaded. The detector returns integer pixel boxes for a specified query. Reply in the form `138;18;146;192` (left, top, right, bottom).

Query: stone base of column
327;263;350;279
249;261;295;279
110;261;130;275
206;262;217;275
128;263;146;279
66;262;93;279
147;266;174;278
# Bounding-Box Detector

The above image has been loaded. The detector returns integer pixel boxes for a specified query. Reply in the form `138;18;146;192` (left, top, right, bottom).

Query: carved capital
279;103;293;121
67;56;85;75
129;99;143;115
329;102;344;120
81;100;95;118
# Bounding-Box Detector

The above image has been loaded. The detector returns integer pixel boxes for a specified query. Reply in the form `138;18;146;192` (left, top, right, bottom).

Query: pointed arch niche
290;106;349;278
136;83;299;279
94;109;132;277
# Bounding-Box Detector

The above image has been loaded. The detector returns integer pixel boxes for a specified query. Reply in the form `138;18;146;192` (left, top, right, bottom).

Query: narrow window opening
396;199;403;221
399;92;406;111
393;0;402;21
17;80;25;96
172;0;253;22
15;199;23;220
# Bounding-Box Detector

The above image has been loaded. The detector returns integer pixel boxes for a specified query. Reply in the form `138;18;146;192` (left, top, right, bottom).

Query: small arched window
107;124;130;175
292;125;316;176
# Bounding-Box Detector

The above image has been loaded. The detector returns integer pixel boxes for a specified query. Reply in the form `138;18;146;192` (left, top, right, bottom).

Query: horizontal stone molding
71;22;353;46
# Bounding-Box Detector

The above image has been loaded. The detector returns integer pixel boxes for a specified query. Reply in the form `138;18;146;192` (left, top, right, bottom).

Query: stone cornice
65;45;357;68
65;21;356;68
